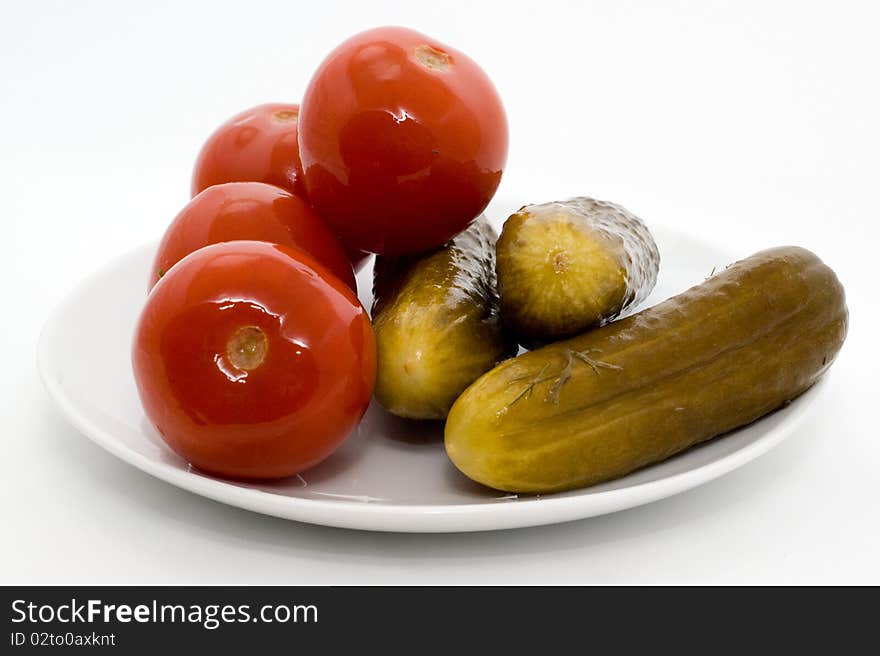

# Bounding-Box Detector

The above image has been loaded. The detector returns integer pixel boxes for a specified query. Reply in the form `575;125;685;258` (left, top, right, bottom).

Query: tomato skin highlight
133;241;376;480
299;26;508;255
191;103;306;198
150;181;355;292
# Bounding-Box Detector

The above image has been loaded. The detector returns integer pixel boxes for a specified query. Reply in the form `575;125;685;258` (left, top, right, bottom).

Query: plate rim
36;235;826;533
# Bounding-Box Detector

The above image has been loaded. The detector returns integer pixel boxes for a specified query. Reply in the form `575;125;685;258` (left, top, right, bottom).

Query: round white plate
37;202;826;532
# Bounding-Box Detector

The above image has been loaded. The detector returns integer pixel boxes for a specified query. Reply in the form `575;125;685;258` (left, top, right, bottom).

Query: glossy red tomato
133;241;376;480
191;103;306;198
150;182;355;291
299;27;508;255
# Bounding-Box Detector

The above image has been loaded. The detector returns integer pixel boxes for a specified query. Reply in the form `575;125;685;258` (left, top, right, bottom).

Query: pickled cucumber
446;246;848;493
496;197;660;346
372;217;516;420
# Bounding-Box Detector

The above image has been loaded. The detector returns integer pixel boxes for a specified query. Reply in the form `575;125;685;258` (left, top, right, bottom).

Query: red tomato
191;103;306;198
133;241;376;479
299;27;508;255
150;182;355;291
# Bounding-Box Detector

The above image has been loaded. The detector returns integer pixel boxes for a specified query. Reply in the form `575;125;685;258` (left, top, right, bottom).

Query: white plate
37;202;826;532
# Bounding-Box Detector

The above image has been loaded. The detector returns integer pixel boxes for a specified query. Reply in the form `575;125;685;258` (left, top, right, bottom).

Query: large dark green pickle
496;197;660;346
372;217;516;420
445;246;848;493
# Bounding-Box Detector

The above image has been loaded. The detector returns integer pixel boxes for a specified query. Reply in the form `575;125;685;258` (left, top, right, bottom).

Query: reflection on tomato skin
133;240;376;480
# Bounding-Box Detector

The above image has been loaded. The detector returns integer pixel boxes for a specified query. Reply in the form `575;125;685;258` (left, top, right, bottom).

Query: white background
2;0;878;584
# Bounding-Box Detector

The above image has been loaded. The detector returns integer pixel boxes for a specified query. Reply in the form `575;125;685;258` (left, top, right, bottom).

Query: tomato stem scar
272;108;299;122
227;325;268;370
414;45;451;71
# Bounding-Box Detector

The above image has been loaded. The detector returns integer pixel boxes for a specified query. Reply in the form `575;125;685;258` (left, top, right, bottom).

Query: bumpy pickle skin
372;217;516;420
445;246;848;493
495;197;660;347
